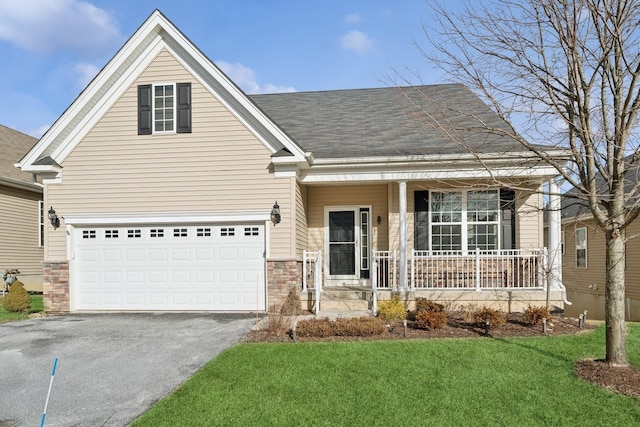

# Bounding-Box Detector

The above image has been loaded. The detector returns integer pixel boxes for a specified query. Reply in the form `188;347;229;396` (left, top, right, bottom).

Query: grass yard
133;324;640;427
0;294;44;324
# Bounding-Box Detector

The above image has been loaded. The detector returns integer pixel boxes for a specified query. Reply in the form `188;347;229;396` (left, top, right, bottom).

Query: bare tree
415;0;640;367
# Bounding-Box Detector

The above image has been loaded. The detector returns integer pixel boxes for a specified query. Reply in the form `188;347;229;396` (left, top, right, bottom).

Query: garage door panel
125;249;144;262
148;248;168;262
74;223;265;311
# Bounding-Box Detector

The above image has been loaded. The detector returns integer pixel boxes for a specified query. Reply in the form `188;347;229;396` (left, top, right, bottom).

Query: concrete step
320;299;370;311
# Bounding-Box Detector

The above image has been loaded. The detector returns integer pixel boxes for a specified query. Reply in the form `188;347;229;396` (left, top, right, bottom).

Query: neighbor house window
138;83;191;134
415;189;513;252
39;201;44;247
576;227;587;268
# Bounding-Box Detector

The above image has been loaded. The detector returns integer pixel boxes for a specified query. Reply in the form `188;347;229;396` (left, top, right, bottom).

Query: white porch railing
373;248;546;291
303;250;322;314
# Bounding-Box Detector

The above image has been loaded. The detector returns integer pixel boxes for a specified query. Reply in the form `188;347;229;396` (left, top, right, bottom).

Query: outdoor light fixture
48;207;60;229
271;201;281;225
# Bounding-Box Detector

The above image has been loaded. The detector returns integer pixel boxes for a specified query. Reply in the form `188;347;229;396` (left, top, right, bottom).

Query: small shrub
415;310;448;330
522;305;551;326
377;295;407;321
2;280;31;313
296;317;335;337
333;317;386;336
295;316;386;337
415;298;444;314
473;306;506;329
280;290;301;316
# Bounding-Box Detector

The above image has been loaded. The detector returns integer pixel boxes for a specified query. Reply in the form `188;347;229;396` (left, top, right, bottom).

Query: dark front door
328;210;356;276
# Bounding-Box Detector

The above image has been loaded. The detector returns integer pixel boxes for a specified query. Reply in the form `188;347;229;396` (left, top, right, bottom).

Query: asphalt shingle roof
249;84;529;159
0;125;38;186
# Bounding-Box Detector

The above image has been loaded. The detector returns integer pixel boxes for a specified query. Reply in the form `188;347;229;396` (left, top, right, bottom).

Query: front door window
329;211;356;276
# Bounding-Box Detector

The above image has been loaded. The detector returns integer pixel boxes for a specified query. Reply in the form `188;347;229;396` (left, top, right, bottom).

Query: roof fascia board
308;150;572;166
0;177;43;193
299;164;561;184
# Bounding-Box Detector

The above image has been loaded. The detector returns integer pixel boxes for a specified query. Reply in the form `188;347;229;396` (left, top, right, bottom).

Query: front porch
301;248;565;314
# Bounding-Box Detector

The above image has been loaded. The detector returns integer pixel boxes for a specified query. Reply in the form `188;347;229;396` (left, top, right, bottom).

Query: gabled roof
17;9;307;178
17;9;569;185
0;124;40;191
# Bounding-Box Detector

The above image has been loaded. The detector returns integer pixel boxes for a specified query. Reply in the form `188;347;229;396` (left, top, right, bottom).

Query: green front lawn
0;294;44;324
133;324;640;427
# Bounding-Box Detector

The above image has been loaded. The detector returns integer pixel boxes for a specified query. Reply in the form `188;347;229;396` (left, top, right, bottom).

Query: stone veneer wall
43;261;70;314
267;259;302;311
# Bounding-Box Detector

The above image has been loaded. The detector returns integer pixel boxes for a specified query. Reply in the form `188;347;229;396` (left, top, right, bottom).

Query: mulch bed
245;311;640;399
244;311;593;343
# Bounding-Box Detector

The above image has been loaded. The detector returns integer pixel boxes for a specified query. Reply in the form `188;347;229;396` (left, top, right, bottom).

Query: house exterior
17;10;570;314
0;125;43;292
559;201;640;321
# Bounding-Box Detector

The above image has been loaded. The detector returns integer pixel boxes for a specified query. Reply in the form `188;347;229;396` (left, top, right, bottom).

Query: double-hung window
138;82;191;134
415;189;512;253
575;227;587;268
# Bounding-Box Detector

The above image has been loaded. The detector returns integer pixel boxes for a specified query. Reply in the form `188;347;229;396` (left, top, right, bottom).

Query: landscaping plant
473;306;506;329
1;280;31;313
376;294;407;322
522;305;551;327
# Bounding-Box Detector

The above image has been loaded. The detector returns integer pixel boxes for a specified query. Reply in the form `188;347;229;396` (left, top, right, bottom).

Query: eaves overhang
0;176;43;193
299;150;570;184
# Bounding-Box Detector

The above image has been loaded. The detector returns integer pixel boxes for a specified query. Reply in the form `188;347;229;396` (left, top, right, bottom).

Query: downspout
549;179;572;306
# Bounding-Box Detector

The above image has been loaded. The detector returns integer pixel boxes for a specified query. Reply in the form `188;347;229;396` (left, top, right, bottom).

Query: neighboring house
559;178;640;321
0;125;43;292
17;10;569;314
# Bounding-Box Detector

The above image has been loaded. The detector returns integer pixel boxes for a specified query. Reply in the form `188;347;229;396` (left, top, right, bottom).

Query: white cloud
73;62;100;88
340;30;374;55
344;13;362;24
0;0;122;55
216;60;295;94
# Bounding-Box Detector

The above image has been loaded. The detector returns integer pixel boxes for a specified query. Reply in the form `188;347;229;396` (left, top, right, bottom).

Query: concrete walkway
0;313;255;427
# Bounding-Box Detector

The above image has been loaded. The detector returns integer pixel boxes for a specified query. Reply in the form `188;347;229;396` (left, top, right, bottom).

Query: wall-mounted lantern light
271;201;281;225
377;215;382;225
48;207;60;229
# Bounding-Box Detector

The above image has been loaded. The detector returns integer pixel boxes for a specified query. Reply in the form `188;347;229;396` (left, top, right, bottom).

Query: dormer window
138;82;191;135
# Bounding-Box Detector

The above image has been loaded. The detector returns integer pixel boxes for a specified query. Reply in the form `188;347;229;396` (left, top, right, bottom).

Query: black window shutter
415;191;429;250
176;82;192;133
500;189;516;250
138;84;152;135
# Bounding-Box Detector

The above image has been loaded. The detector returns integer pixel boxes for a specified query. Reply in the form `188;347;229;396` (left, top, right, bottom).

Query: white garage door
73;223;265;311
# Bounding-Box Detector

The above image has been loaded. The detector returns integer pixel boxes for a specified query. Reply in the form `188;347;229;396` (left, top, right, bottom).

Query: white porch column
399;181;408;290
548;179;562;289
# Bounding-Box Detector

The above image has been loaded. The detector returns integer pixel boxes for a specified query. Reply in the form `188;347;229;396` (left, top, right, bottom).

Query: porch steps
304;286;372;312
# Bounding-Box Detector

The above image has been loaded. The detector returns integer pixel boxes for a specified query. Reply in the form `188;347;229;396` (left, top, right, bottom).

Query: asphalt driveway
0;313;256;426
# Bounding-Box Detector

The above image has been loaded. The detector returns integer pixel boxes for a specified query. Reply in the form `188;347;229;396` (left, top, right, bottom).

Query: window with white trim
576;227;587;268
417;189;506;252
138;83;191;135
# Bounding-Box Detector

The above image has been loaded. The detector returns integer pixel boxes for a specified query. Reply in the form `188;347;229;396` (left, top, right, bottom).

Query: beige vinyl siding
516;188;544;248
0;186;43;288
46;48;293;259
562;219;606;293
307;184;388;252
561;217;640;320
295;182;308;257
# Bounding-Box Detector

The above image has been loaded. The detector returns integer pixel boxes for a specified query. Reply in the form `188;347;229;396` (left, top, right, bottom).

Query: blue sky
0;0;450;138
